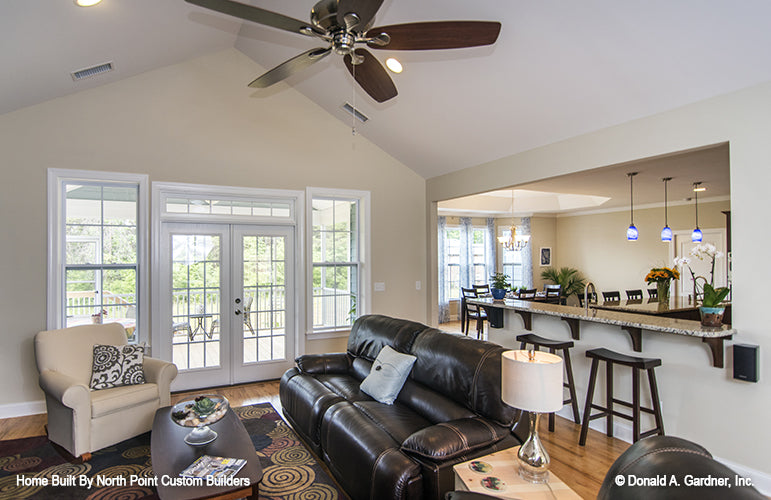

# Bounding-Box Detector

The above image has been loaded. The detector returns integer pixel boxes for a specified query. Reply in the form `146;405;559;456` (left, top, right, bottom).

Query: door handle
235;309;242;315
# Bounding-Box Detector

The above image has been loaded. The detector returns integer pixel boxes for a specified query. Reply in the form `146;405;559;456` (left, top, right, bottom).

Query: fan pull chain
351;59;357;136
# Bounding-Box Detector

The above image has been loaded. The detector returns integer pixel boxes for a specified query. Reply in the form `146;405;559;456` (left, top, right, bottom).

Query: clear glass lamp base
184;425;218;446
517;412;550;484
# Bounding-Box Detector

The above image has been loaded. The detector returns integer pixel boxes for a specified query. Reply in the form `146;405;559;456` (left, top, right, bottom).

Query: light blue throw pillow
360;345;417;405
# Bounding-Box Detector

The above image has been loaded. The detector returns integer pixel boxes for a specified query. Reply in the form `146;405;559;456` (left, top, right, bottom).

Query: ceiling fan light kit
185;0;501;103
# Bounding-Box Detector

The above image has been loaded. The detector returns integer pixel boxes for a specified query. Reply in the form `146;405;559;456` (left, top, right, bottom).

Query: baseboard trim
714;455;771;496
555;408;770;495
0;400;46;419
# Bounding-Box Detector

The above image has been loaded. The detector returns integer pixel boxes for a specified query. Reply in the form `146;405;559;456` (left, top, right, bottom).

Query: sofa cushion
352;401;433;444
409;329;518;428
279;368;345;452
89;343;146;390
360;346;417;405
401;417;509;461
90;382;159;418
347;315;428;361
317;373;372;402
321;401;423;500
396;379;477;424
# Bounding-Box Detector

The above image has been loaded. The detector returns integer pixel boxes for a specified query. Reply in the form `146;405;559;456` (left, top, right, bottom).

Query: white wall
0;48;427;408
427;81;771;477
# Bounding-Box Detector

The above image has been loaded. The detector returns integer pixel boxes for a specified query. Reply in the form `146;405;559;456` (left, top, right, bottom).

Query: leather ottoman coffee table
151;406;263;500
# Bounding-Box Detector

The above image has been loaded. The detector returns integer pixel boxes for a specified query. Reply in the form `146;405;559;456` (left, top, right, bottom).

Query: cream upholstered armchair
35;323;177;459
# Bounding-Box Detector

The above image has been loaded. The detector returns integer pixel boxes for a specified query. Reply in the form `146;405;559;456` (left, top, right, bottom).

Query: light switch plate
374;282;386;292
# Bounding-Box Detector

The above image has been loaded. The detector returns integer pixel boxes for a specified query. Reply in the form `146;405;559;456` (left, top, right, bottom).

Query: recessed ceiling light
74;0;102;7
385;58;403;74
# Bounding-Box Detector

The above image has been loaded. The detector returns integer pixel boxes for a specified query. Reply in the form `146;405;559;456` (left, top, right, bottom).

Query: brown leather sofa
279;315;528;500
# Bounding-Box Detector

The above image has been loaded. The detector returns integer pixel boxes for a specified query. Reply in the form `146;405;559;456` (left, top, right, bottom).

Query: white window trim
47;169;149;344
151;182;306;358
306;187;371;338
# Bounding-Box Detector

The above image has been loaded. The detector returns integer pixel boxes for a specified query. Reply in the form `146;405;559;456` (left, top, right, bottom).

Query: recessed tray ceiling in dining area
438;143;729;217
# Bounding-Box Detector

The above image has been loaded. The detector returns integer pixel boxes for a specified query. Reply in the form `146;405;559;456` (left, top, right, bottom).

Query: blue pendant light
661;177;673;242
627;172;638;241
691;181;703;242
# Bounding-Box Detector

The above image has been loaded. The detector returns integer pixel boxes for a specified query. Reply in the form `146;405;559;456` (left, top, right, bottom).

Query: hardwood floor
1;376;629;498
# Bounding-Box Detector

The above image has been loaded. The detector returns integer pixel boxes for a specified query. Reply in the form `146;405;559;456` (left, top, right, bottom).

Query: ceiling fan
185;0;501;102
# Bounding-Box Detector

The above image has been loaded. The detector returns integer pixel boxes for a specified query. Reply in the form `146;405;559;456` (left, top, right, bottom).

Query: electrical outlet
415;281;422;290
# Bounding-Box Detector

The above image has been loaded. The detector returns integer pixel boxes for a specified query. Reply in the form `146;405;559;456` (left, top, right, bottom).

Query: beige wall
0;49;427;407
426;81;771;476
555;200;729;294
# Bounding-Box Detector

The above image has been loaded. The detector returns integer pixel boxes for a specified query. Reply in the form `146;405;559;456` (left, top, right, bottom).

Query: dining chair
647;288;658;299
472;283;490;295
518;288;537;300
461;287;487;339
625;289;643;300
602;291;621;302
544;284;562;304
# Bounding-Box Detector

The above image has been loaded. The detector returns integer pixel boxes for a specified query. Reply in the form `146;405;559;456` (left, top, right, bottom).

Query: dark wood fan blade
367;21;501;50
343;49;397;103
249;47;332;88
185;0;318;36
337;0;384;30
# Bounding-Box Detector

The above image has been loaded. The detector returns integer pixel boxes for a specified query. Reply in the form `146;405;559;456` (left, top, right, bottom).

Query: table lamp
501;349;564;483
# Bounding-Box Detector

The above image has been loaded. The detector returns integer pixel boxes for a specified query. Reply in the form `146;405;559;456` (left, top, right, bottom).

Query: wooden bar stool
516;333;581;432
578;348;665;446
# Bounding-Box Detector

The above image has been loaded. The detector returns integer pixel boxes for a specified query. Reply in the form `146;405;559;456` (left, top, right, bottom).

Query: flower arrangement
673;243;730;326
673;243;729;307
645;267;680;284
645;267;679;304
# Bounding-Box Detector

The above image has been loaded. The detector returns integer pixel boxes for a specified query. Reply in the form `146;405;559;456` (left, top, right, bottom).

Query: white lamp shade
501;350;564;413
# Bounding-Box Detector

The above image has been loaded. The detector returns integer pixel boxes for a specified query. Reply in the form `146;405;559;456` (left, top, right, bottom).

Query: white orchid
685;242;725;291
673;256;691;268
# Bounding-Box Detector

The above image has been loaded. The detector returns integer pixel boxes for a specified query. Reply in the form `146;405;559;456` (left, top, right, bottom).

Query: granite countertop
467;297;735;338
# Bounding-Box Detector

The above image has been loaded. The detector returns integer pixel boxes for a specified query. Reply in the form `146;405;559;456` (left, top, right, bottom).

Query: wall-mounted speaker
733;344;759;383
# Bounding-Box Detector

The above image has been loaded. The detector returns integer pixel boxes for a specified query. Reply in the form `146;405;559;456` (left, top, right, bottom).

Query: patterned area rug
0;402;345;500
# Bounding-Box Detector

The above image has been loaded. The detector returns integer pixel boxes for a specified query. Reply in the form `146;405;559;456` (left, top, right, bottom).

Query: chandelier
497;189;530;251
499;224;530;251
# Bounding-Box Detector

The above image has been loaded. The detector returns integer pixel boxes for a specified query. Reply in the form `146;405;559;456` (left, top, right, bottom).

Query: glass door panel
171;234;222;371
233;226;294;383
161;224;230;390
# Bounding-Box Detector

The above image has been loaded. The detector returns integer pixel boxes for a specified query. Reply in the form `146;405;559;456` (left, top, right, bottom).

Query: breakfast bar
466;297;735;368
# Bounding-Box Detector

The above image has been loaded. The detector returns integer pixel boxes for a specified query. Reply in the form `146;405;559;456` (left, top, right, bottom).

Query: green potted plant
540;267;587;304
674;244;730;326
490;272;510;300
699;282;730;327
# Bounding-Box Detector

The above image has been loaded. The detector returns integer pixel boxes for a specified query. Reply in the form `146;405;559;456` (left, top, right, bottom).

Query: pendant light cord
663;177;671;226
628;172;638;225
694;184;699;228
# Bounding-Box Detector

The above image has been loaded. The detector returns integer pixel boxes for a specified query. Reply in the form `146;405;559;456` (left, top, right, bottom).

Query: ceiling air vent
71;62;114;81
342;102;369;123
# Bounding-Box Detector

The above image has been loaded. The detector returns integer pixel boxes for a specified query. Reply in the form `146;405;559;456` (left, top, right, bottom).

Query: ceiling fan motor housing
310;0;343;31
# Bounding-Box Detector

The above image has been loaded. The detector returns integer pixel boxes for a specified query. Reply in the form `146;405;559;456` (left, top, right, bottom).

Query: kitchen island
466;297;735;368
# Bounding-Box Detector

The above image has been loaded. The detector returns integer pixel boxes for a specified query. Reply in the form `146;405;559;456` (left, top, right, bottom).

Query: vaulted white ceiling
2;0;770;180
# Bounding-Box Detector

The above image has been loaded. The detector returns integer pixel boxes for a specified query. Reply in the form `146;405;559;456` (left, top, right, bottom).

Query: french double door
159;223;295;390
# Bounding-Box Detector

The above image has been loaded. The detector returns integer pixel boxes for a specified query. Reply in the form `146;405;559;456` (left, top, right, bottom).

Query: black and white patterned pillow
89;344;146;390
